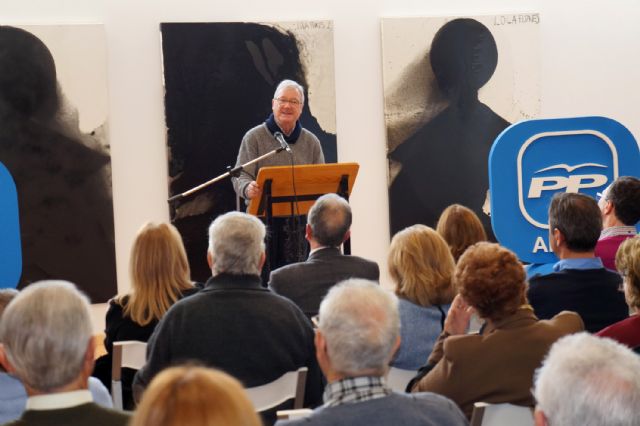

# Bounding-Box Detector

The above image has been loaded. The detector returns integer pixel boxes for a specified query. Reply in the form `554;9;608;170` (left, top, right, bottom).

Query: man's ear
315;330;329;366
0;344;15;373
553;228;564;248
534;409;548;426
207;251;213;270
259;252;266;270
341;229;351;244
388;335;401;364
603;200;614;216
305;224;313;242
82;338;96;376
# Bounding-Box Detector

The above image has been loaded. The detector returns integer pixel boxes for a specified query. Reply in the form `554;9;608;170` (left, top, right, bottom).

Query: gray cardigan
276;391;468;426
232;123;324;199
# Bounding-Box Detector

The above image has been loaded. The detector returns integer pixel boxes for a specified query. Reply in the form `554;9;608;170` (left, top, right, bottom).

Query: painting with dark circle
161;21;337;283
382;15;540;239
0;25;116;302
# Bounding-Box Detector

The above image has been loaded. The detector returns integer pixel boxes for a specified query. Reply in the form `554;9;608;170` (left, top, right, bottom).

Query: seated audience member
134;212;323;425
388;225;455;370
596;236;640;349
130;366;261;426
528;193;628;333
277;279;467;426
411;242;583;419
436;204;487;262
93;222;197;409
595;176;640;271
0;289;112;424
533;333;640;426
269;193;379;320
0;281;129;426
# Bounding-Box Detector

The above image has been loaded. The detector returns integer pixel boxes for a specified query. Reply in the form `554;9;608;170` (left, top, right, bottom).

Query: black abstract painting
382;14;540;239
0;25;116;302
161;21;337;282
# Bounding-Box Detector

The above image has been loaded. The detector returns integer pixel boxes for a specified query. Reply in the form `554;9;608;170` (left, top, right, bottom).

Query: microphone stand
167;146;286;203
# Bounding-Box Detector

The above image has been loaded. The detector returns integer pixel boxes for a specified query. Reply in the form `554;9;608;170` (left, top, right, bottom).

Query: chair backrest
386;367;417;393
245;367;308;412
470;402;534;426
276;409;314;420
111;340;147;410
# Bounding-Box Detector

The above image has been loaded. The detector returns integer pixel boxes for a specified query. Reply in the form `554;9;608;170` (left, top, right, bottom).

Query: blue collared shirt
552;257;604;272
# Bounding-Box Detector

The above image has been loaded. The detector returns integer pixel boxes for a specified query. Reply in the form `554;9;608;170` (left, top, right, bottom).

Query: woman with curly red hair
411;242;584;418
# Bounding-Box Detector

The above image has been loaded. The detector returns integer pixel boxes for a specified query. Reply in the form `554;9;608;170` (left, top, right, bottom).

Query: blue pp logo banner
489;116;640;264
0;161;21;288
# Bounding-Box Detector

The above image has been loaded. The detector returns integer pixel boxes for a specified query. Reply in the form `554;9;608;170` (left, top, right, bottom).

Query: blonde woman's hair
616;236;640;310
130;365;261;426
120;222;193;326
388;224;455;307
436;204;487;262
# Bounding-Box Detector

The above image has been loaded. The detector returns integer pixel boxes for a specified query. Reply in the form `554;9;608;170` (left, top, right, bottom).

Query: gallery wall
4;0;640;331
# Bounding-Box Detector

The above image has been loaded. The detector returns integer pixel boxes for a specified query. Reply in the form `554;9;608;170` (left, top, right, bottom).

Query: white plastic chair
470;402;534;426
386;366;417;392
245;367;308;412
276;409;314;420
110;340;147;410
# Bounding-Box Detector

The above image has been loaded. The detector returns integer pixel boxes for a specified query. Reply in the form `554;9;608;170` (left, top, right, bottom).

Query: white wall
5;0;640;331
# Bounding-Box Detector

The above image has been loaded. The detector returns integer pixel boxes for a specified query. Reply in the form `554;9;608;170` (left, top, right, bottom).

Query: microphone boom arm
167;146;285;203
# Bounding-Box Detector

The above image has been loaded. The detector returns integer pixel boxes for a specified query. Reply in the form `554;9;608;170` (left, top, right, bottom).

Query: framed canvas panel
161;21;337;281
382;14;540;239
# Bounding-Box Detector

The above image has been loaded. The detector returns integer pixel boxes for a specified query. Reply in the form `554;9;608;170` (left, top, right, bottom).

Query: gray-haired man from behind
269;193;380;320
533;333;640;426
276;279;468;426
133;212;323;424
0;281;129;426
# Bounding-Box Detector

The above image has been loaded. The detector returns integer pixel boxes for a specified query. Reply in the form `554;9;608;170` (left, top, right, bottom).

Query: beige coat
412;308;584;418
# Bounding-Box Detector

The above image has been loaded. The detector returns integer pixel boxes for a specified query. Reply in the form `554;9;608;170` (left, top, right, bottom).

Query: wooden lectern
247;162;359;271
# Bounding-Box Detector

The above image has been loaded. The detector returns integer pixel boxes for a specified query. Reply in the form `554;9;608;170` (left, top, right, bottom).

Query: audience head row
436;203;487;262
0;281;92;393
457;241;527;322
534;333;640;426
549;192;602;254
131;365;261;426
317;279;399;378
306;193;352;247
125;222;194;326
617;236;640;312
388;224;454;307
599;175;640;226
207;211;265;276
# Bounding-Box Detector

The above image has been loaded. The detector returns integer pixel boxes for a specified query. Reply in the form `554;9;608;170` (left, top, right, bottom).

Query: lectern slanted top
247;162;359;217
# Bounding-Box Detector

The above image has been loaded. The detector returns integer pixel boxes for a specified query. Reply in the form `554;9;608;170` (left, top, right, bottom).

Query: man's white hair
0;280;92;392
318;279;399;376
534;333;640;426
274;79;305;105
208;211;266;276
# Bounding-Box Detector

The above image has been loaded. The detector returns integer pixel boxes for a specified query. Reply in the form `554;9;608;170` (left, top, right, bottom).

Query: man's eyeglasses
274;98;302;106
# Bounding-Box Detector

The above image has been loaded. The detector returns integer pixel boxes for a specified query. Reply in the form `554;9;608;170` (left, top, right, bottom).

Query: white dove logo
517;129;619;229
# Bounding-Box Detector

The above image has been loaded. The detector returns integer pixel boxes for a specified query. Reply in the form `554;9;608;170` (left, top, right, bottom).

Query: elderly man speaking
277;279;467;426
232;79;324;202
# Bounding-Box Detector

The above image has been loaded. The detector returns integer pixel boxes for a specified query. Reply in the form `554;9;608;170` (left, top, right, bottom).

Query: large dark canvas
161;21;337;282
382;14;540;238
0;25;116;302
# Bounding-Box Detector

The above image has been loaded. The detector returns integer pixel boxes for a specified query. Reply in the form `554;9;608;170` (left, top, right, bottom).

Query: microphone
274;132;292;153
